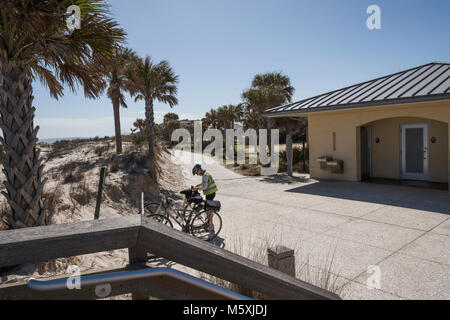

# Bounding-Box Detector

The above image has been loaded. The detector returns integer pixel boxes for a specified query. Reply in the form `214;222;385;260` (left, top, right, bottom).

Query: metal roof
265;62;450;117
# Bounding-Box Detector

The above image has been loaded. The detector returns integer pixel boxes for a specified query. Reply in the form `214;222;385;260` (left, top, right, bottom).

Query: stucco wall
368;117;448;183
304;100;450;187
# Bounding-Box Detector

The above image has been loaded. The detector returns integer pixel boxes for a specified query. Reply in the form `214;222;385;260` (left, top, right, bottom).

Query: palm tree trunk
267;118;274;155
144;98;158;183
259;115;273;155
112;93;123;154
0;59;47;228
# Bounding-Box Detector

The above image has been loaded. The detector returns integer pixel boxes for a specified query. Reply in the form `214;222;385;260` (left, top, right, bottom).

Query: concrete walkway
172;151;450;300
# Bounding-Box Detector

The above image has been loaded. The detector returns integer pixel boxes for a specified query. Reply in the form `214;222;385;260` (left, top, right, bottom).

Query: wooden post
94;167;106;220
128;244;149;300
129;190;147;300
267;246;295;278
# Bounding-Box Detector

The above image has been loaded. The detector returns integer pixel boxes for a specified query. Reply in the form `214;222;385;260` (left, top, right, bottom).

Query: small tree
242;72;295;153
130;118;147;149
128;57;179;182
162;113;180;145
163;112;179;123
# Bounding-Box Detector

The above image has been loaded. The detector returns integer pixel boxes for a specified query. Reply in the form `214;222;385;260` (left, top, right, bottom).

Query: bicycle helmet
192;164;202;175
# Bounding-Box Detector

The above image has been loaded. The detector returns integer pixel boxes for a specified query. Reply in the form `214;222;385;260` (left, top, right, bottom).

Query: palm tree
204;108;219;129
0;0;124;228
105;48;138;154
242;72;295;131
129;57;179;182
215;104;243;130
242;72;295;153
163;112;179;123
242;107;259;131
132;118;146;135
162;112;180;143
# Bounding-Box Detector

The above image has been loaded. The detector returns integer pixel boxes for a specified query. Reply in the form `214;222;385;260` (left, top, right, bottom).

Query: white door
401;123;429;180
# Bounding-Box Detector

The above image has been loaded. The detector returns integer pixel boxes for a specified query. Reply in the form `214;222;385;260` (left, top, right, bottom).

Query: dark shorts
205;193;216;201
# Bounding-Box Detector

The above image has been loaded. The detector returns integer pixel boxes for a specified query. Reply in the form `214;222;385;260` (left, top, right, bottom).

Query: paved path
172;150;450;300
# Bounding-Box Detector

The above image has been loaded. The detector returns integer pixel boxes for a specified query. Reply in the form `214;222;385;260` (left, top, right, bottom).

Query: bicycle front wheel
190;210;222;241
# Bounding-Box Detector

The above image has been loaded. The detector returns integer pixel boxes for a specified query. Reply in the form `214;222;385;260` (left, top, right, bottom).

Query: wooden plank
0;216;141;267
0;216;341;299
140;220;341;300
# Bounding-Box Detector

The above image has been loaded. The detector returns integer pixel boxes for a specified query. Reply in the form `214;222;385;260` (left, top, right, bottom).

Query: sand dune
0;138;188;284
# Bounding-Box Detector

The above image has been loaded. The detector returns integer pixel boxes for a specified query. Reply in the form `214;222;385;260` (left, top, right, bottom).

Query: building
265;62;450;193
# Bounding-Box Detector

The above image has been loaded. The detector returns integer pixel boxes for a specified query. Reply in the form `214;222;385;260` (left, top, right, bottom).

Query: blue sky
33;0;450;139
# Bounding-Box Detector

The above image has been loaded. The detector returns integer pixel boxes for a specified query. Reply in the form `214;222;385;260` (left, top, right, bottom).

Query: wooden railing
0;216;341;300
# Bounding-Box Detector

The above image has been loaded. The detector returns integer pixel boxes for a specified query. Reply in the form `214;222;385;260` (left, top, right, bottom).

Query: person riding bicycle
192;164;217;232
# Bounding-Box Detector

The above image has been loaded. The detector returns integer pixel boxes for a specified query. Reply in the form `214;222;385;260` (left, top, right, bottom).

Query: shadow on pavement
209;236;225;248
259;174;310;185
286;180;450;215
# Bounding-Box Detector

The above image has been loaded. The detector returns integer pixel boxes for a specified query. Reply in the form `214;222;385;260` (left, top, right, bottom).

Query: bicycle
144;188;223;241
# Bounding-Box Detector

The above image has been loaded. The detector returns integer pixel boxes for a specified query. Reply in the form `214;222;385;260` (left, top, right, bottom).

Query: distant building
178;119;197;125
234;122;244;131
265;62;450;193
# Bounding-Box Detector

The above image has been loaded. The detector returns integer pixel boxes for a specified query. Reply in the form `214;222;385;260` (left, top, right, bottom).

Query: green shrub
131;133;147;146
280;147;309;165
94;145;110;157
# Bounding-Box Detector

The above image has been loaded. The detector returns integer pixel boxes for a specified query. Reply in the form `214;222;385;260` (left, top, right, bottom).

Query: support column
286;133;293;177
128;243;148;300
448;122;450;195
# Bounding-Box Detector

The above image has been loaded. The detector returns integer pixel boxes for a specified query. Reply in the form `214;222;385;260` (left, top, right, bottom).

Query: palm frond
0;0;126;99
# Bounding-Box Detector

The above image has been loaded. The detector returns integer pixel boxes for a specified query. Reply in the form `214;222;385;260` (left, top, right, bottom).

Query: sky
32;0;450;139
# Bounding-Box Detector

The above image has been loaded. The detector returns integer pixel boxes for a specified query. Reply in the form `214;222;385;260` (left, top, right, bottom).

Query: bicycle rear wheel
190;210;222;241
146;214;173;228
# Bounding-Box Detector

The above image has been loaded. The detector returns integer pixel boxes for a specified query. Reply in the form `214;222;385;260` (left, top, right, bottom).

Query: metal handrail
27;267;251;300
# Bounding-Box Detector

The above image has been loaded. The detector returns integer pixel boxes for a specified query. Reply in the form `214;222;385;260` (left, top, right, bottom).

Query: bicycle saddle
206;200;221;210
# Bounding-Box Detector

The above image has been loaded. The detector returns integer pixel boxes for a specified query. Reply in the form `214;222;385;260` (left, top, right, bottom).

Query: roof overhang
264;62;450;118
265;95;450;118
